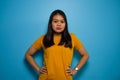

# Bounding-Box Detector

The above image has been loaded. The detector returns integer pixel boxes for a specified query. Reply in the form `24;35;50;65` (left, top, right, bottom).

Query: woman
25;9;89;80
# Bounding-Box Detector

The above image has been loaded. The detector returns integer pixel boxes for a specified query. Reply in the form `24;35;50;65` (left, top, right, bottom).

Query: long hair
43;9;72;48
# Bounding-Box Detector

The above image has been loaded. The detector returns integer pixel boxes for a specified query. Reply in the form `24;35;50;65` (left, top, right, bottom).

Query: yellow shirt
32;33;83;80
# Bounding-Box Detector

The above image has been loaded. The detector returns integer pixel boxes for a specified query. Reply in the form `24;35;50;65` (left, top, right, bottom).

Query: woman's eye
53;21;58;23
61;21;65;23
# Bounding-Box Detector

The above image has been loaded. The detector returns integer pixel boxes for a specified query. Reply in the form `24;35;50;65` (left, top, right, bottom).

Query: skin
25;14;89;76
52;14;65;36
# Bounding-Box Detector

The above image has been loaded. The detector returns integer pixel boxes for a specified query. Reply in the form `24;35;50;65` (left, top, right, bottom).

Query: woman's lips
56;27;62;30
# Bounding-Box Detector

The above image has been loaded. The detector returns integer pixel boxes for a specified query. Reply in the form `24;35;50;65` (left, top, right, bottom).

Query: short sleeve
71;33;83;50
32;35;44;50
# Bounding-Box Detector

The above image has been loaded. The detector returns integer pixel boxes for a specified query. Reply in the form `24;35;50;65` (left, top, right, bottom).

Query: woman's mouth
56;27;62;30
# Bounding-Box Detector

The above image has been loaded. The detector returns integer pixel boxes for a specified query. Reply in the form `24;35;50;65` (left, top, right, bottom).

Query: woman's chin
54;30;63;34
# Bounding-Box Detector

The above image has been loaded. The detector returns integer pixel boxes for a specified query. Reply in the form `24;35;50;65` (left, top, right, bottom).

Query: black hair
43;9;72;48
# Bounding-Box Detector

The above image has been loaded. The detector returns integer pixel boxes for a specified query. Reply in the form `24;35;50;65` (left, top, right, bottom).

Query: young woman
25;9;89;80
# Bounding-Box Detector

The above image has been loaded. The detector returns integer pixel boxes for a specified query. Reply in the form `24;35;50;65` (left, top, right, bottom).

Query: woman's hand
38;65;48;74
66;66;77;76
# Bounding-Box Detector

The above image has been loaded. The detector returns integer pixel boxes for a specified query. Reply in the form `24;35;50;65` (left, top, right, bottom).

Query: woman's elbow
25;52;30;60
86;53;89;60
83;52;89;60
25;53;28;60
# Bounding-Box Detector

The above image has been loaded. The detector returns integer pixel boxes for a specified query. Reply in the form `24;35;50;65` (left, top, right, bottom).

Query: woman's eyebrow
53;19;65;21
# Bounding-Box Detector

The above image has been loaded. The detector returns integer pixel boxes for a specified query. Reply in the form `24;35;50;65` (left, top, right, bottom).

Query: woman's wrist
36;67;41;72
74;67;79;71
72;69;78;75
72;67;79;75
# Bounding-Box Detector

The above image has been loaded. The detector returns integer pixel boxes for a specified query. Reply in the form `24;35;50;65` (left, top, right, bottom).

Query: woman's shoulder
36;34;45;40
69;33;76;37
69;33;80;40
40;34;45;38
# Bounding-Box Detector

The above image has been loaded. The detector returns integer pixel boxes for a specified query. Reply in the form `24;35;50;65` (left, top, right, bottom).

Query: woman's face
52;14;66;33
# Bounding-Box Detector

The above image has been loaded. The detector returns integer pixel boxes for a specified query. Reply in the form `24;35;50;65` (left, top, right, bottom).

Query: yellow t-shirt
32;33;83;80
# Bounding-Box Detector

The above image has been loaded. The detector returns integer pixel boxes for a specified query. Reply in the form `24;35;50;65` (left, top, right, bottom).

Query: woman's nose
57;21;61;25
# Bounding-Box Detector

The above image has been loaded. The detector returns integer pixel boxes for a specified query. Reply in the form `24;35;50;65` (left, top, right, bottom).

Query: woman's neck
54;33;62;37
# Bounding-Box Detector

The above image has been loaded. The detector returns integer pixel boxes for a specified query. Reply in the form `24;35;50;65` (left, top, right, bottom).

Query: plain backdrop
0;0;120;80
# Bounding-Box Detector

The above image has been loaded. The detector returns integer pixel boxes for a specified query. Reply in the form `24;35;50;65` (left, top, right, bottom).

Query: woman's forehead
53;14;64;20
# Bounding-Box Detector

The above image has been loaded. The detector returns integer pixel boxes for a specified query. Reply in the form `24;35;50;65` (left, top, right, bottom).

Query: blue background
0;0;120;80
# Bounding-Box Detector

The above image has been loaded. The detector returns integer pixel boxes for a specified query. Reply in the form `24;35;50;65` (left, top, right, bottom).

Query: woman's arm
25;46;40;72
66;46;89;75
25;46;47;74
74;46;89;71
